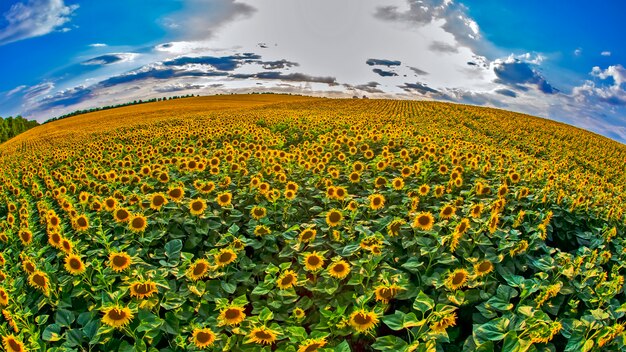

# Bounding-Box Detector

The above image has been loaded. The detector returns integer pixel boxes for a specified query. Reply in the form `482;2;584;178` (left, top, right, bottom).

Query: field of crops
0;94;625;351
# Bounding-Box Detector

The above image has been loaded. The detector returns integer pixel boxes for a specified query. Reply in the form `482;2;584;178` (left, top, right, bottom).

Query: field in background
0;94;625;351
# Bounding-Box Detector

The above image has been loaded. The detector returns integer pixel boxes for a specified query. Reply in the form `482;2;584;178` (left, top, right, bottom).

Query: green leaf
413;291;435;313
475;318;509;342
165;239;183;262
55;309;75;327
221;281;237;294
334;340;351;352
259;307;274;322
42;323;62;342
382;311;405;331
371;335;409;351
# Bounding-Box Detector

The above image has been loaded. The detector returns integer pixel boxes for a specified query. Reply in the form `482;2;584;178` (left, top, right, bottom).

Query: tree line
0;116;39;144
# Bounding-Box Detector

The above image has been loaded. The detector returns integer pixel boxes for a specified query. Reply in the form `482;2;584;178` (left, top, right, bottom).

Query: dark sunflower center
301;231;314;241
220;195;230;203
170;189;182;198
108;308;127;320
153;196;164;206
21;232;31;241
478;262;492;272
333;264;345;273
303;343;322;352
443;207;452;215
353;313;372;325
134;283;152;294
307;256;321;266
0;291;6;299
192;201;203;211
33;274;46;287
379;288;393;299
418;216;430;226
116;209;129;219
132;217;145;229
452;272;466;285
197;331;212;343
458;223;467;232
106;200;115;208
328;212;341;223
77;217;87;227
70;258;82;270
224;308;241;320
8;338;22;352
254;208;265;216
25;263;35;272
255;330;273;340
50;217;59;226
281;275;295;285
219;252;233;263
193;263;207;275
112;256;128;267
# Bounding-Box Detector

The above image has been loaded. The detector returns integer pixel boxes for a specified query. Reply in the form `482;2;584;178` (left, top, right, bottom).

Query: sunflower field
0;95;625;351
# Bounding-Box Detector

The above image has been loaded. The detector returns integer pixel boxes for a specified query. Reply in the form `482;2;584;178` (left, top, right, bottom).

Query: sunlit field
0;94;625;351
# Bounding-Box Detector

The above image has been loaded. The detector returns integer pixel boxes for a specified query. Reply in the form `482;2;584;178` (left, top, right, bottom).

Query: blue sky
0;0;625;143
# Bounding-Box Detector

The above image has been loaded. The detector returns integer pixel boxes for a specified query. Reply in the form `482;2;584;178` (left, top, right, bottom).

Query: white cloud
89;43;107;47
574;47;582;56
601;51;611;56
0;0;79;46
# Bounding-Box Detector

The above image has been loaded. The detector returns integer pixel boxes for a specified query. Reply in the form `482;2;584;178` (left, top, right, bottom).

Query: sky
0;0;625;143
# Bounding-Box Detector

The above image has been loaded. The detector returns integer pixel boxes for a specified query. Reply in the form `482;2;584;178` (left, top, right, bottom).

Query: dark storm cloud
344;81;384;93
495;88;517;98
35;86;93;110
99;67;229;88
408;66;428;75
399;82;439;94
82;54;131;66
428;40;458;53
259;59;299;70
366;58;402;67
493;59;557;94
163;53;261;71
373;68;398;77
231;71;337;85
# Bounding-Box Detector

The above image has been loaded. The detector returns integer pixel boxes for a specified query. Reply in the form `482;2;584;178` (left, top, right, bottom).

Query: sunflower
349;309;379;333
101;305;134;328
430;311;457;333
73;215;89;231
59;237;73;254
22;259;35;274
247;326;279;345
18;229;32;246
277;270;298;289
434;185;445;198
128;214;148;232
488;213;499;234
0;288;8;306
387;218;406;237
0;254;4;266
445;268;469;290
213;248;237;268
374;283;402;304
218;305;246;326
297;337;327;352
216;192;232;207
188;259;210;280
129;280;158;299
167;186;185;202
149;193;168;210
418;184;430;196
412;212;435;231
470;203;484;218
113;208;131;223
189;198;207;216
199;181;216;194
303;252;325;271
328;260;351;279
253;225;271;237
325;209;343;227
455;218;470;235
109;251;132;272
64;254;86;275
474;260;493;277
192;327;217;348
439;204;456;220
368;194;385;210
29;270;50;293
299;228;317;243
250;206;267;220
392;177;404;190
2;335;26;352
374;176;387;188
349;172;360;183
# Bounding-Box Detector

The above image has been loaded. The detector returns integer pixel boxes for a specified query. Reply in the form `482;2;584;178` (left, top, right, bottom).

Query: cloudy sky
0;0;625;142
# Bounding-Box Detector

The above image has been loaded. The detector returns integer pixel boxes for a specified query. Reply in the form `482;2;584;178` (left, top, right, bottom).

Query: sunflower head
188;259;211;280
349;309;379;333
277;270;298;290
445;268;469;290
129;281;158;299
0;288;9;306
368;194;385;210
250;206;267;220
109;251;132;272
216;192;233;207
218;305;246;326
215;249;237;267
328;260;350;279
64;254;86;275
129;214;148;232
303;252;325;271
101;305;134;328
297;337;327;352
150;193;168;210
189;198;207;216
28;270;50;293
299;228;317;243
474;260;494;277
325;209;343;227
192;327;217;348
2;335;26;352
113;208;131;223
167;186;185;202
247;326;279;345
412;212;435;231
